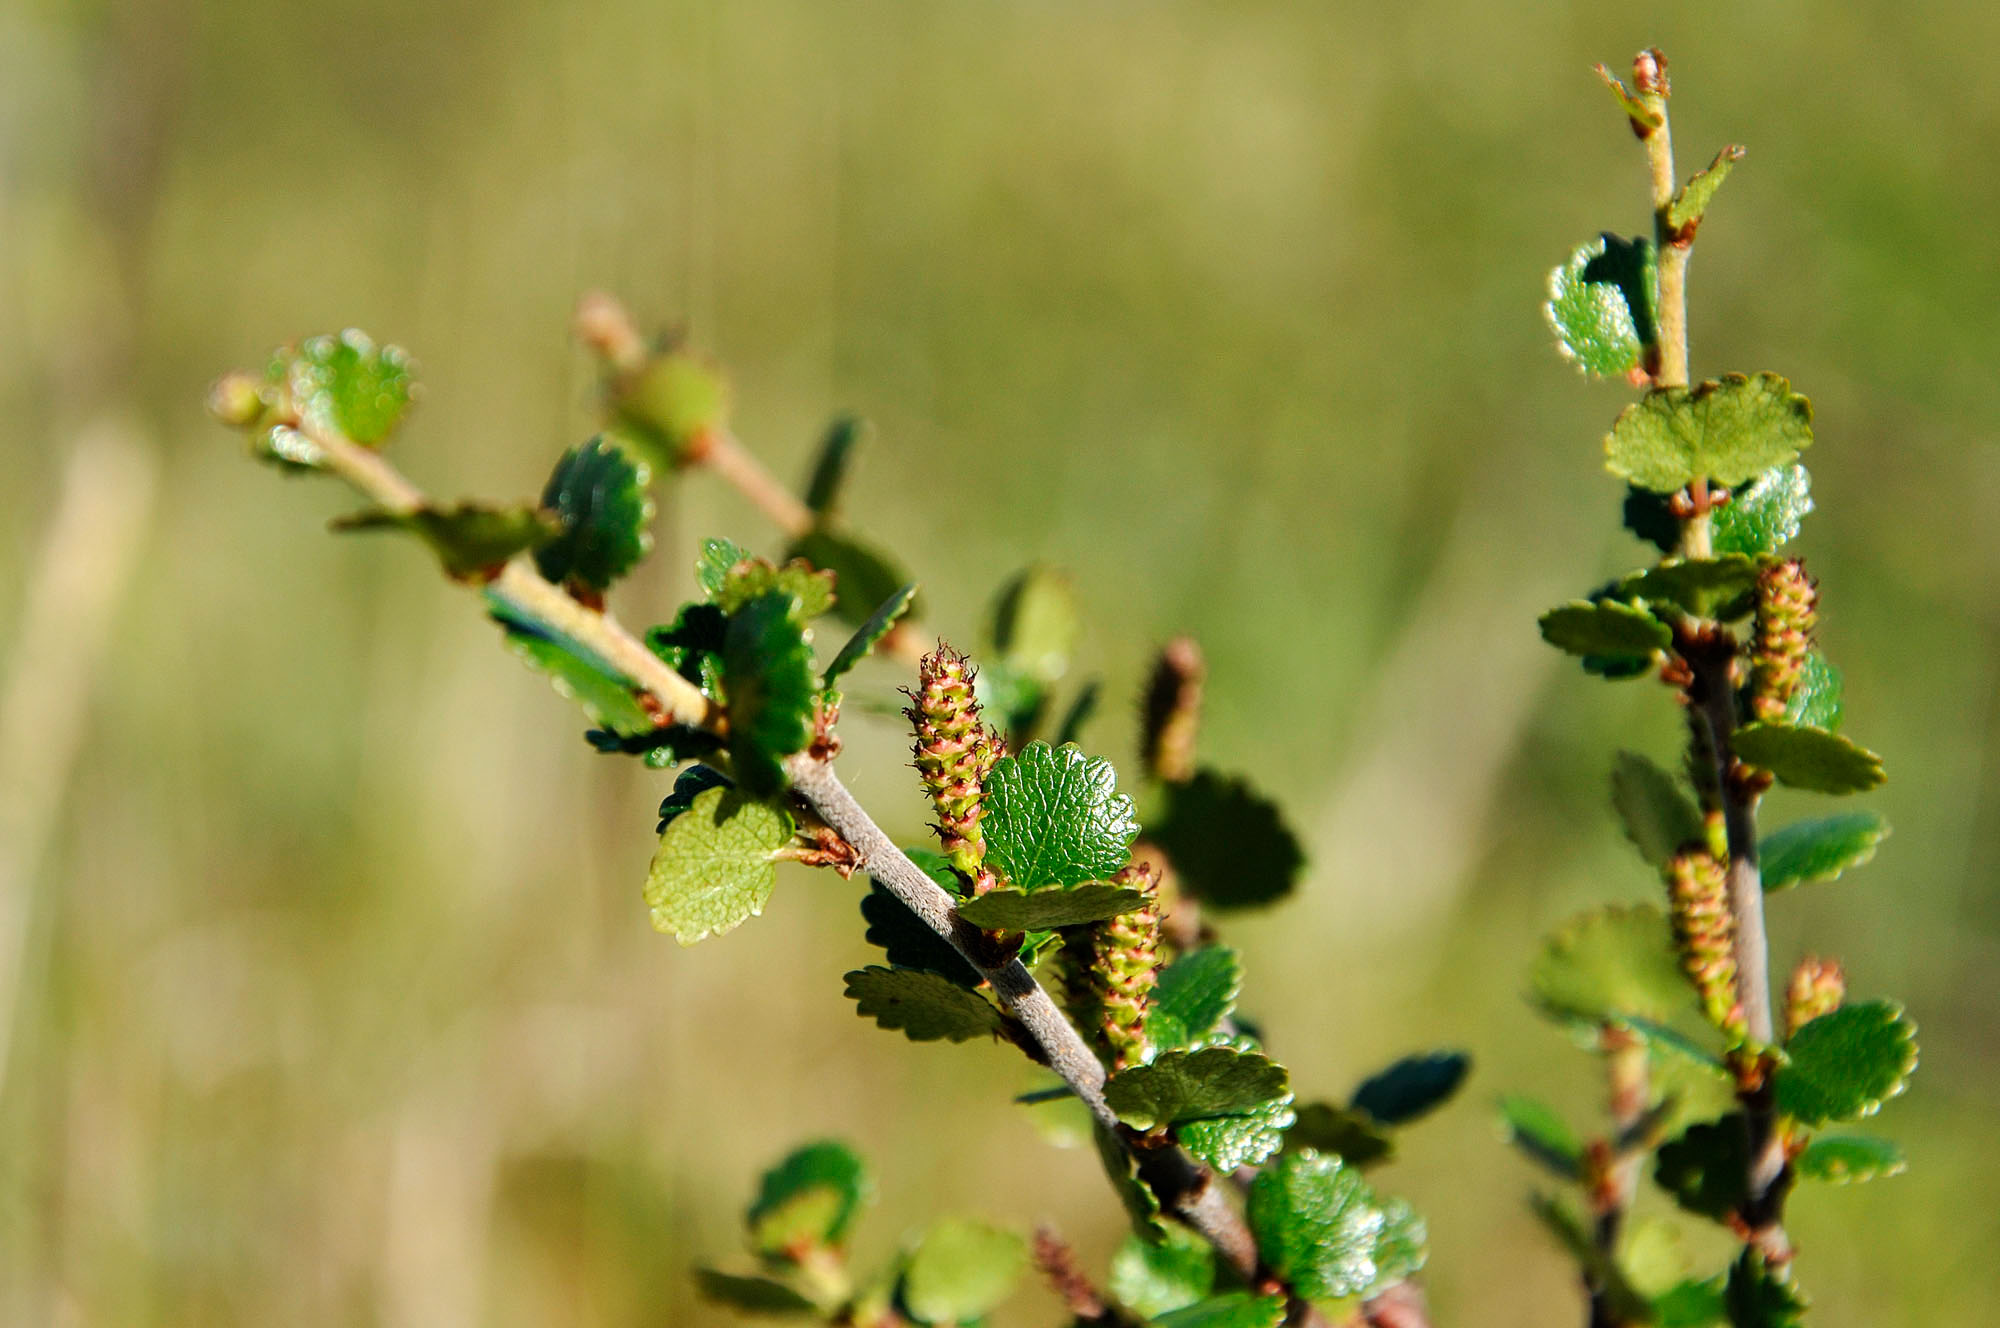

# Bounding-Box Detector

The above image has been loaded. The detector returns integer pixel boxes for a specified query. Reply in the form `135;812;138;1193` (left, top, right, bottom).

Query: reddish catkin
905;645;1001;894
1667;848;1742;1037
1750;558;1817;723
1140;636;1205;785
1785;956;1846;1039
1092;864;1163;1070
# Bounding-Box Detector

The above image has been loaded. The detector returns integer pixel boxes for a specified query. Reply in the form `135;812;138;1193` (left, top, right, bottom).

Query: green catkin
1667;848;1742;1037
1750;558;1816;723
1091;864;1162;1070
905;645;1001;894
1784;956;1846;1039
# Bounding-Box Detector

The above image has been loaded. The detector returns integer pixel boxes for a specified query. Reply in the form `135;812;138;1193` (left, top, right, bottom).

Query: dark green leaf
1761;812;1888;892
1724;1250;1808;1328
1652;1277;1728;1328
1623;485;1683;554
721;592;819;797
1539;599;1672;657
1497;1095;1583;1179
747;1140;872;1255
1246;1150;1426;1302
1287;1102;1394;1168
1792;1134;1906;1184
1666;145;1746;233
900;1219;1025;1325
1605;374;1814;493
644;786;796;944
280;330;415;445
1784;651;1843;731
844;966;1009;1043
1775;999;1918;1126
1654;1115;1750;1221
1149;946;1243;1054
1104;1047;1290;1130
1712;464;1811;556
1733;723;1886;795
611;349;729;469
822;583;918;689
698;537;753;597
984;742;1140;891
803;415;864;517
1350;1051;1470;1126
862;852;982;988
1618;555;1762;620
695;1269;818;1316
1094;1122;1165;1240
1054;680;1101;747
1109;1227;1215;1319
1612;750;1706;865
788;529;917;630
1529;905;1693;1026
334;503;557;580
657;764;731;832
1149;769;1305;911
535;436;653;591
489;593;655;737
1545;234;1658;377
990;564;1078;687
1153;1294;1287;1328
1176;1096;1296;1171
955;883;1147;930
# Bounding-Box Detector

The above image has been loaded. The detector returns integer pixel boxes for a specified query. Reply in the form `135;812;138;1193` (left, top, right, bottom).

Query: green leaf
1711;464;1811;556
657;764;731;832
1110;1227;1215;1319
1350;1051;1470;1126
1653;1278;1728;1328
955;883;1147;930
1784;650;1843;731
1288;1102;1394;1168
788;529;917;630
1612;751;1706;865
900;1219;1025;1325
1177;1096;1296;1171
975;659;1048;740
1149;946;1243;1054
489;594;655;736
611;349;729;469
1149;769;1305;911
1153;1294;1288;1328
1618;555;1762;620
333;503;557;580
1724;1250;1808;1328
1605;374;1814;493
1775;999;1919;1126
1529;905;1693;1026
721;592;819;798
280;329;415;446
844;966;1009;1043
695;1269;818;1316
698;537;753;597
644;786;795;944
1105;1047;1290;1130
984;742;1140;891
1497;1095;1583;1179
1793;1133;1906;1184
1608;1014;1728;1075
1654;1115;1750;1221
1539;599;1672;657
1623;485;1683;554
803;415;864;518
1094;1121;1165;1241
1666;145;1746;233
1733;723;1886;795
1761;811;1888;892
535;436;653;592
747;1140;872;1255
1247;1150;1426;1302
1545;234;1658;377
822;583;918;689
717;559;837;619
990;564;1079;687
1054;681;1101;748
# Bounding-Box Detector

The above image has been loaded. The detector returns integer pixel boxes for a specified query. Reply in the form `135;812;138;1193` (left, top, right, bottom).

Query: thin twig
1588;1028;1649;1328
693;428;815;538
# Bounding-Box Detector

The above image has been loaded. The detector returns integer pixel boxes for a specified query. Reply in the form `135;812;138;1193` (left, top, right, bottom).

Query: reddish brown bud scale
905;645;1001;892
1785;956;1846;1039
1668;848;1742;1037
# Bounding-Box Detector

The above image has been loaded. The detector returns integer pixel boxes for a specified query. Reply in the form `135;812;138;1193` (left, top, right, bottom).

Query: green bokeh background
3;1;1996;1323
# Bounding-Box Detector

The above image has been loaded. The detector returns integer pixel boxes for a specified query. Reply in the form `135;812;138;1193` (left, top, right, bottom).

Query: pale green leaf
1793;1134;1906;1184
1539;599;1671;657
1545;234;1657;377
747;1140;872;1255
900;1219;1025;1325
1611;750;1706;865
644;786;795;944
1733;723;1885;795
1605;373;1814;493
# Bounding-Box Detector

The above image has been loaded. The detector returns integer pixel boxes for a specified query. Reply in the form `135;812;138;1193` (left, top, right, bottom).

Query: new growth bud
905;645;1000;894
1141;636;1205;785
1667;848;1742;1037
1092;864;1163;1070
1750;558;1817;723
206;371;270;429
1785;956;1846;1039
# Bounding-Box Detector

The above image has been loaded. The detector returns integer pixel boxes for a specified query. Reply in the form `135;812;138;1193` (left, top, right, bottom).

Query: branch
274;410;1263;1279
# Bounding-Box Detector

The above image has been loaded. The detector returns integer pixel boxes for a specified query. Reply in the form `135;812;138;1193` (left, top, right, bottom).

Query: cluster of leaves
1516;53;1914;1328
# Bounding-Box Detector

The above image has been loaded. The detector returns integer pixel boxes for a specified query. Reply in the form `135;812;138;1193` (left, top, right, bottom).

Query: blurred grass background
3;0;1998;1323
